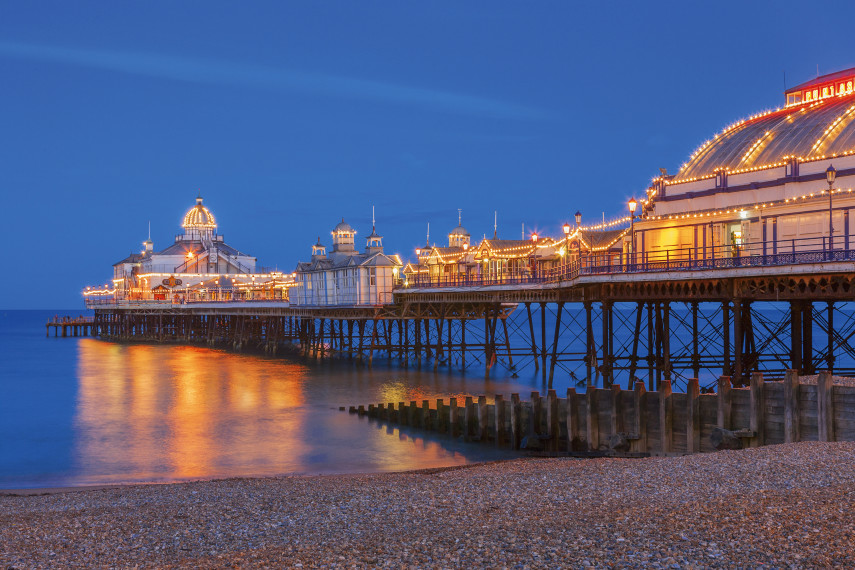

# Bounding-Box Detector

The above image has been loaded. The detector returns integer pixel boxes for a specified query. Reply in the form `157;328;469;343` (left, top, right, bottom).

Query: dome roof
333;218;355;233
676;90;855;180
182;197;217;229
449;224;470;236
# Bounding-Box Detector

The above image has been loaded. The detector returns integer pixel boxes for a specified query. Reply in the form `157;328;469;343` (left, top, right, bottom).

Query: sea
0;310;550;490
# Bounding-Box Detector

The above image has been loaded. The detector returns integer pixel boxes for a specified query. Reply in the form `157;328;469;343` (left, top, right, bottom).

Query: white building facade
290;219;402;306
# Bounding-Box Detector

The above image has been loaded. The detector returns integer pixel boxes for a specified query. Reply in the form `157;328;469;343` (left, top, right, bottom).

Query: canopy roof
677;89;855;180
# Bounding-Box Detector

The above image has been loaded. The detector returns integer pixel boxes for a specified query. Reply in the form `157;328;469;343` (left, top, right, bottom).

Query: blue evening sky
2;1;854;308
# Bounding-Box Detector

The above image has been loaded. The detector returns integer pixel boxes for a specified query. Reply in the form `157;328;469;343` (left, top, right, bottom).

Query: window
369;268;376;286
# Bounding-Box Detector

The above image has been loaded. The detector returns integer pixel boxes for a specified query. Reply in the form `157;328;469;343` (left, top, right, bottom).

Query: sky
3;1;855;308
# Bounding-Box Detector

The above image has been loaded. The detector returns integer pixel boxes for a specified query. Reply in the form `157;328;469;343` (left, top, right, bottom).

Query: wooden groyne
46;316;96;338
348;370;855;455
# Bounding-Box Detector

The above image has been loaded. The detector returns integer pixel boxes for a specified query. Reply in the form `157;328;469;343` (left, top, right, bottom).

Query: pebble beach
3;441;855;568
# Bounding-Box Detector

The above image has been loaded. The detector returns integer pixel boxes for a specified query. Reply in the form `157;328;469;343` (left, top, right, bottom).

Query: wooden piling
566;388;580;452
436;399;446;433
659;379;673;454
717;376;732;429
818;370;834;442
686;378;700;454
449;397;458;437
586;387;599;451
464;396;474;441
494;394;505;446
546;389;559;452
409;401;418;428
750;372;765;446
784;369;800;443
531;391;542;435
510;393;521;450
422;400;430;430
478;396;488;441
633;382;647;453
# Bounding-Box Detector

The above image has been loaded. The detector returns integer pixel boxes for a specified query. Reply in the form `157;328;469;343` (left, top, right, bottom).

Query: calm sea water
0;310;548;489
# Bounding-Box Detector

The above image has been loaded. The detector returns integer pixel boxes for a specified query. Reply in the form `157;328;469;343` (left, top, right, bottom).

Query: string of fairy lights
647;187;855;222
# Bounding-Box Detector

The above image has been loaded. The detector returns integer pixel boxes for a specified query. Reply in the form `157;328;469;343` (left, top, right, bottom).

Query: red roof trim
786;66;855;95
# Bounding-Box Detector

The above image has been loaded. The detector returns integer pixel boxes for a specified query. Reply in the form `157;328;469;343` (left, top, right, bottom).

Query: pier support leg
526;303;539;372
827;301;835;372
548;302;564;389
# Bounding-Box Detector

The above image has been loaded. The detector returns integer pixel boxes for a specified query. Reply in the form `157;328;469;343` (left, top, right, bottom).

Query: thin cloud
0;41;544;120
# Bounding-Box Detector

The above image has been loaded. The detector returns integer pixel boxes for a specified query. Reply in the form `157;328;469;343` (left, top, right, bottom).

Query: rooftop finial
426;222;430;247
493;211;497;239
148;220;150;241
458;208;462;226
372;205;375;231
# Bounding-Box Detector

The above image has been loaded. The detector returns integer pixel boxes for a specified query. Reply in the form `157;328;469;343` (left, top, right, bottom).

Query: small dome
449;225;470;236
333;218;355;233
182;197;217;229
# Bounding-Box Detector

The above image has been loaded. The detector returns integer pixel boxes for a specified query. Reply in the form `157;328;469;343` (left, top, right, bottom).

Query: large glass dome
677;88;855;181
182;197;217;230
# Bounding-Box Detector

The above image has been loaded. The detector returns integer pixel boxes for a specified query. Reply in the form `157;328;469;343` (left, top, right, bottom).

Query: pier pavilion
86;196;292;304
633;67;855;265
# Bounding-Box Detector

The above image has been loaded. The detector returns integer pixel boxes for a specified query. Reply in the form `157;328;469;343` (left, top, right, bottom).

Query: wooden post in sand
717;376;732;429
686;378;700;454
546;389;559;452
494;394;505;446
586;387;599;451
783;370;800;443
633;382;647;453
566;388;580;452
749;372;765;447
464;396;474;441
478;396;488;441
659;378;673;454
510;393;521;450
818;370;835;442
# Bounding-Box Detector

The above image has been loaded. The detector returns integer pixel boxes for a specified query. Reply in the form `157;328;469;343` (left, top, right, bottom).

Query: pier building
635;67;855;264
90;197;292;304
410;214;476;284
289;218;403;306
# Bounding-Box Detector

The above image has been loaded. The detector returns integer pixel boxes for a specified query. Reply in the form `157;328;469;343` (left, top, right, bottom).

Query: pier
46;316;96;338
83;243;855;391
78;67;855;391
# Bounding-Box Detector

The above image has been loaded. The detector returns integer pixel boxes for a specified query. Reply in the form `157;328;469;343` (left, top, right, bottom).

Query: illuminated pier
82;67;855;390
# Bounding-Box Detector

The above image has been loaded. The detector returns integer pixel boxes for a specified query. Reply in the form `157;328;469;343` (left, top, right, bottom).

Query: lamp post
628;198;638;267
827;164;836;255
575;211;582;228
562;223;571;277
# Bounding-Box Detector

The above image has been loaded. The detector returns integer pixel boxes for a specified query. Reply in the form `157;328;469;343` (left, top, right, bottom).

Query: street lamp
628;198;638;265
827;164;836;254
575;211;582;227
562;223;572;278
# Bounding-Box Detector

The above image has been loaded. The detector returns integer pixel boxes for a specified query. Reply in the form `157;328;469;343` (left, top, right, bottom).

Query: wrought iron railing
399;235;855;289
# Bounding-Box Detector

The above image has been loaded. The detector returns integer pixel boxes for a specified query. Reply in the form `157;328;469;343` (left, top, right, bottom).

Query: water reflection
72;340;526;486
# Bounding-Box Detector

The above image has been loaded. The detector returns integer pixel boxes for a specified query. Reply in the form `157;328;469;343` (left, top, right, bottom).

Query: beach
3;441;854;568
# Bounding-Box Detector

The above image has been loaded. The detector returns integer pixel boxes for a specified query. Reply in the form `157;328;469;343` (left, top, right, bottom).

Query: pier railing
84;287;287;308
400;235;855;289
